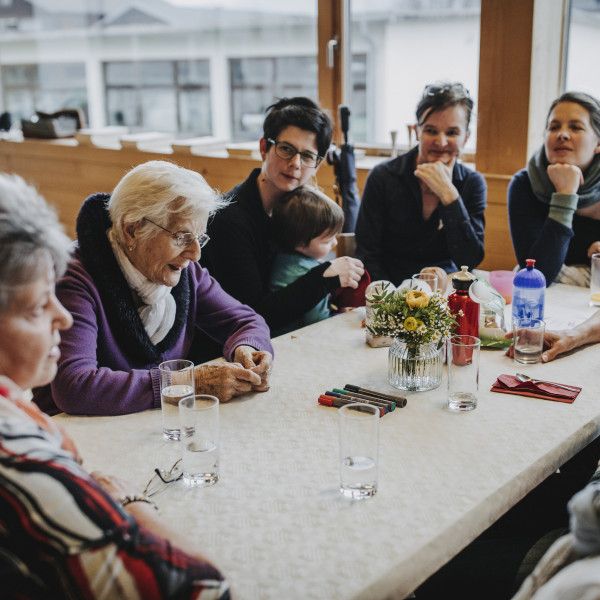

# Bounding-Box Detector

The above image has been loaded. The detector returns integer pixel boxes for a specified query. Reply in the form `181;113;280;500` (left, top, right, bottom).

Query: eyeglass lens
270;139;319;167
144;459;183;496
176;233;209;248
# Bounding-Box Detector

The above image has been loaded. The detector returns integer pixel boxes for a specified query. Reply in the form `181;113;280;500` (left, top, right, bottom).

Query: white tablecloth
56;283;600;600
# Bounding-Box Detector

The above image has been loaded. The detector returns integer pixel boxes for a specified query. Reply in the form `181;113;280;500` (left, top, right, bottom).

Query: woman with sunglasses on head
355;82;487;288
33;160;273;416
201;97;364;339
0;174;229;598
508;91;600;286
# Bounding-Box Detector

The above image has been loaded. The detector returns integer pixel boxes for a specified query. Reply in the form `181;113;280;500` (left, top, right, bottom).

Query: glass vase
388;339;443;391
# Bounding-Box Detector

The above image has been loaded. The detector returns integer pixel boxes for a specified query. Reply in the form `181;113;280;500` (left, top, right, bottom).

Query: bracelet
118;493;159;512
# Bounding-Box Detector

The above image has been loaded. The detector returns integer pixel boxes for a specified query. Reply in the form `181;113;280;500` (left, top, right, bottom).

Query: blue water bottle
511;258;546;322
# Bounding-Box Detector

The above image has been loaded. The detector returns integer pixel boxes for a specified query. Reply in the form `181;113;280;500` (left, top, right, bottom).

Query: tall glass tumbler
179;394;220;487
447;335;481;412
159;359;194;441
339;403;379;500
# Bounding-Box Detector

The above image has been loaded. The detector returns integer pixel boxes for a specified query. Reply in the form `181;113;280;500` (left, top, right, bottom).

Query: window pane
349;0;480;149
231;55;318;141
140;61;174;86
3;64;36;86
565;1;600;98
231;58;274;87
179;89;211;134
178;61;210;86
105;62;136;86
4;89;34;123
231;86;274;141
2;62;88;122
107;89;139;127
141;89;177;132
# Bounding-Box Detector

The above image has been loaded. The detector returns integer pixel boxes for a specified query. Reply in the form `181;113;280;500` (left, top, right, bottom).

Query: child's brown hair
272;186;344;253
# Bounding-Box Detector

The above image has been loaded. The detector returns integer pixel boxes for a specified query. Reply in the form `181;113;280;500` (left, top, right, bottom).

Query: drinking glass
179;394;220;487
447;335;481;412
159;359;194;441
489;270;515;304
513;318;545;365
339;403;379;500
590;253;600;307
411;272;438;293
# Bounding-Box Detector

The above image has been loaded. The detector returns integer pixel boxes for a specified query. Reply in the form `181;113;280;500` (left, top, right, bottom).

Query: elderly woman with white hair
33;160;273;416
0;173;228;597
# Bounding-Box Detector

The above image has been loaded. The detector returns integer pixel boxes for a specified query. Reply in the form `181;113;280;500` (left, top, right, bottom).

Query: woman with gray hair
0;173;229;598
33;160;273;416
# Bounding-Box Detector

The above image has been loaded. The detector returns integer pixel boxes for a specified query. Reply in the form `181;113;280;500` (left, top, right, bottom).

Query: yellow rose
404;317;418;331
406;290;429;309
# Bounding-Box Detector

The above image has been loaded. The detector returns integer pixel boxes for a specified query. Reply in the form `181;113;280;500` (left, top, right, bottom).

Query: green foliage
367;284;456;349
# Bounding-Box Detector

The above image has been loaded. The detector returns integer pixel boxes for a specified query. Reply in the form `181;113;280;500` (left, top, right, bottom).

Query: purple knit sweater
33;194;273;416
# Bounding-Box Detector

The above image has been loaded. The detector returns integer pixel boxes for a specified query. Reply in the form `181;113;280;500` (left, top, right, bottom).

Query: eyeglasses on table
144;458;183;497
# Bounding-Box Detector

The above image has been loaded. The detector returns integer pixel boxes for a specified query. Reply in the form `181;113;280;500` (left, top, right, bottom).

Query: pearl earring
128;245;133;251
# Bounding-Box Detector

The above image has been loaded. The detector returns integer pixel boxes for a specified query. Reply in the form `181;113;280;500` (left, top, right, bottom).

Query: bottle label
512;287;544;321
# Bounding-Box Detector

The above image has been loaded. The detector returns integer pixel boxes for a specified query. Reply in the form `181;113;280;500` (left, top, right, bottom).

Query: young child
270;186;345;336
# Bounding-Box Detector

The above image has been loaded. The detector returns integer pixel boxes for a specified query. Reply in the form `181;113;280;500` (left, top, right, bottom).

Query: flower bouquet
367;285;456;391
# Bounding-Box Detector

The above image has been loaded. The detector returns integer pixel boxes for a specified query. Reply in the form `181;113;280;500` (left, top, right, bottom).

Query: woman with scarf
508;91;600;286
33;160;273;416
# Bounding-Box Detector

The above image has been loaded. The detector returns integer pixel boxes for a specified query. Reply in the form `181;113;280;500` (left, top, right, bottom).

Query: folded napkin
491;374;581;403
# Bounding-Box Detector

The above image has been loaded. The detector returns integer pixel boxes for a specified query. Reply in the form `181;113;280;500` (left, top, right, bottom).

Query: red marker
318;395;384;417
325;391;390;413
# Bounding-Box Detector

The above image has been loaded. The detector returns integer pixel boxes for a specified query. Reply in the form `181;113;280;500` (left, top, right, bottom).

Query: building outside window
104;60;211;135
1;63;87;124
230;56;317;141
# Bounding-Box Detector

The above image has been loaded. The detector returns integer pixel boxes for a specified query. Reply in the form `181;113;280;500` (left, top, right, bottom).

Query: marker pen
344;384;407;407
325;390;390;413
332;388;396;411
318;395;384;417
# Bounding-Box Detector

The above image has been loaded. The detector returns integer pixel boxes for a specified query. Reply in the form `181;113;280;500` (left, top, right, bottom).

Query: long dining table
55;282;600;600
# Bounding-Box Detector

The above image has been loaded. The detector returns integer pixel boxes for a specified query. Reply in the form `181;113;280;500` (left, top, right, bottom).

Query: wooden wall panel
0;137;515;269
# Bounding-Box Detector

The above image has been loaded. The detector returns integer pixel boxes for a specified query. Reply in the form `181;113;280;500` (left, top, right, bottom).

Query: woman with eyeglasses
355;82;487;288
508;91;600;286
33;160;273;416
201;97;364;339
0;173;229;598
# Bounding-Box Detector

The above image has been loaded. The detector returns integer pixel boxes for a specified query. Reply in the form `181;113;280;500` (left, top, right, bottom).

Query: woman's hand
414;159;459;205
194;362;262;402
324;257;364;288
505;329;579;363
233;345;273;392
587;241;600;258
547;163;583;194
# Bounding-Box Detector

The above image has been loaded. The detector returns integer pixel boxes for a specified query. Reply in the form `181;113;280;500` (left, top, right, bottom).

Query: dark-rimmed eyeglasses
143;217;210;249
424;83;471;99
267;138;322;168
143;458;183;497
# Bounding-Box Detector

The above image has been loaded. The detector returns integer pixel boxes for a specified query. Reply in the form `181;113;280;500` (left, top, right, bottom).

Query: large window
348;0;481;149
565;0;600;99
230;56;317;141
0;0;319;140
1;63;87;124
104;60;211;135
